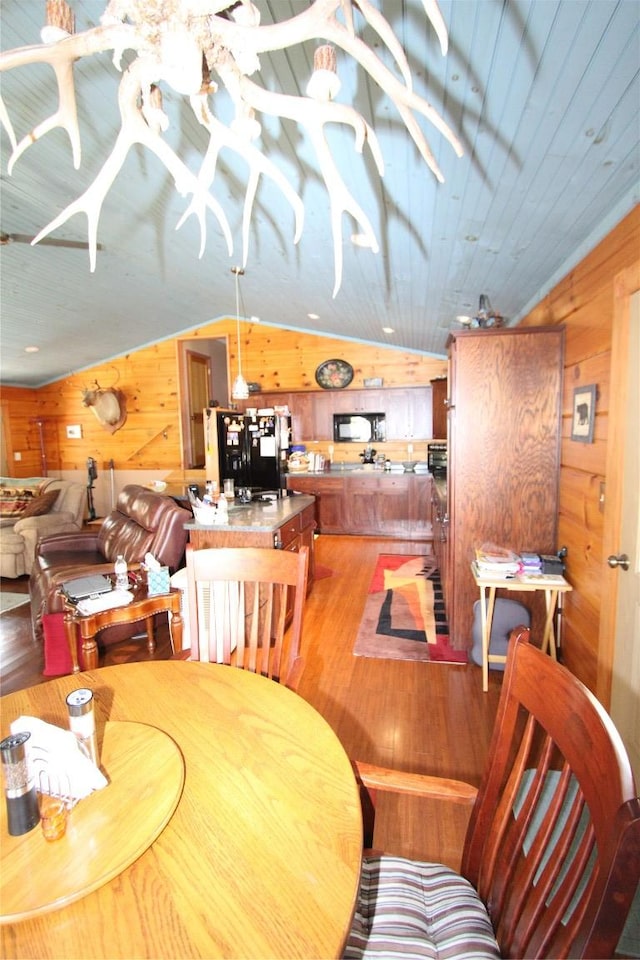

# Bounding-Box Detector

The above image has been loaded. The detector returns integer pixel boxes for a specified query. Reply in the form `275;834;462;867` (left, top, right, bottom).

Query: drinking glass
39;795;68;841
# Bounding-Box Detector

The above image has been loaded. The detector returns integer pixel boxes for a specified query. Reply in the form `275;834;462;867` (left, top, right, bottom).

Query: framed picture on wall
571;384;597;443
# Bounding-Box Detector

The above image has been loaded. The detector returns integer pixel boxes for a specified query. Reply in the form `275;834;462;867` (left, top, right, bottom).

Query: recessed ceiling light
24;345;39;353
307;313;320;321
382;326;395;334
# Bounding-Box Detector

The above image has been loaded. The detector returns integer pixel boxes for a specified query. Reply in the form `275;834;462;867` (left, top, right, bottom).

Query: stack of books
474;545;521;578
519;552;542;575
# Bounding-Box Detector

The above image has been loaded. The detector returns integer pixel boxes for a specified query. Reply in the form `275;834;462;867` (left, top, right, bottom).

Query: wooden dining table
0;661;363;959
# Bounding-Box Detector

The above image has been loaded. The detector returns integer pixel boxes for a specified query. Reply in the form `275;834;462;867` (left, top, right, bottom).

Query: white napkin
10;715;108;800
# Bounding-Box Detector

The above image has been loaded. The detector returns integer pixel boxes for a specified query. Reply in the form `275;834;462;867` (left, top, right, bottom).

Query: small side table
471;563;573;692
62;581;183;672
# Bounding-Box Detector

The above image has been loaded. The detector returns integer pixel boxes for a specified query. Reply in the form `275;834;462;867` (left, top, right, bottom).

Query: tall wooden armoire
446;326;564;649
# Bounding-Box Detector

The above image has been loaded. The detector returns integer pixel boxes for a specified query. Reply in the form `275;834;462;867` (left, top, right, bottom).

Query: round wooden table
0;661;363;959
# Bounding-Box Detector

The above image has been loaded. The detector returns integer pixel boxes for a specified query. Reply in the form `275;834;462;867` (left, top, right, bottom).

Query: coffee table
62;578;183;671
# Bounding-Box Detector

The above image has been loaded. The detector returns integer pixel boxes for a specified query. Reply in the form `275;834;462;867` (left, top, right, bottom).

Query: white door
609;285;640;782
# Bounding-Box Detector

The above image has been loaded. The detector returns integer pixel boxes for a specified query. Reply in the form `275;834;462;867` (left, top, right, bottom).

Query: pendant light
231;266;249;400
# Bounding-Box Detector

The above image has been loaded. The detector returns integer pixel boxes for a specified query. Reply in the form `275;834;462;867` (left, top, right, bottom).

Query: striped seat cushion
344;855;500;960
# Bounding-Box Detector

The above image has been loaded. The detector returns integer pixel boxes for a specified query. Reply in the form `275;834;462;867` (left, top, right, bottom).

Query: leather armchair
30;484;191;644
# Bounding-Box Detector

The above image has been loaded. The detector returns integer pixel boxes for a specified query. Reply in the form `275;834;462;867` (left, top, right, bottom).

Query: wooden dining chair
346;627;640;959
180;544;309;691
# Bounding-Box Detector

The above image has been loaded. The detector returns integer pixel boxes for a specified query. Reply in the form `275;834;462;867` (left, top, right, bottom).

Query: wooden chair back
184;545;309;690
462;631;639;958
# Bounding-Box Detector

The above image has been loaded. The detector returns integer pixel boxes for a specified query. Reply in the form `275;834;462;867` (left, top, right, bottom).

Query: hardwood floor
0;535;503;868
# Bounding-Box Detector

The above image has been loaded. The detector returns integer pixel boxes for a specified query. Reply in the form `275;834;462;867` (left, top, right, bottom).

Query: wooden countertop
185;493;315;533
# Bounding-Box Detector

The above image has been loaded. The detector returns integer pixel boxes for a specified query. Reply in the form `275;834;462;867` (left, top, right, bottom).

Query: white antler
0;0;462;292
235;71;383;297
182;93;304;265
32;56;233;270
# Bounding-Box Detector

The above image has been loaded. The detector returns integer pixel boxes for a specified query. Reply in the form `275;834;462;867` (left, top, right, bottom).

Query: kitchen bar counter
185;493;314;534
185;494;316;584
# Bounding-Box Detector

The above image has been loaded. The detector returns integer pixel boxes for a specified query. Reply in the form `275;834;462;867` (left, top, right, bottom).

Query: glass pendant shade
232;373;249;400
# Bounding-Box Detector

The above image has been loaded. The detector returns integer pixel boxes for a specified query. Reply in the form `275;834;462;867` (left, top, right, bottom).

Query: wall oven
427;442;447;477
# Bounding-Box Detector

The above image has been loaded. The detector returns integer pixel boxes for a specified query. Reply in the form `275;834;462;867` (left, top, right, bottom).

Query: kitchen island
185;494;316;586
286;470;432;541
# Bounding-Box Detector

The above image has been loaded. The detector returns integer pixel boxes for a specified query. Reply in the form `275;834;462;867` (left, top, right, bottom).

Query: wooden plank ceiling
0;0;638;386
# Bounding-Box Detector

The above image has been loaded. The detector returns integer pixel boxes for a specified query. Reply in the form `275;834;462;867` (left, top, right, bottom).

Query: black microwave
333;412;386;443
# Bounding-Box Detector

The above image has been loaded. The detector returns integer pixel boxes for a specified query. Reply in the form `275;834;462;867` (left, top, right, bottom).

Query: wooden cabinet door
447;328;563;649
286;477;344;533
288;393;315;443
430;378;448;440
374;475;412;537
384;387;431;440
431;484;450;604
410;475;433;539
347;476;379;534
298;519;315;588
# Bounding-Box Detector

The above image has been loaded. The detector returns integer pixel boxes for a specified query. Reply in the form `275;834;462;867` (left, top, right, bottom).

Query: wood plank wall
0;322;446;477
519;204;639;698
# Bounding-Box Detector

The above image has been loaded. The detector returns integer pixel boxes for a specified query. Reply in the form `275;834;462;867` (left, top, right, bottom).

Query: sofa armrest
14;512;76;535
35;530;102;557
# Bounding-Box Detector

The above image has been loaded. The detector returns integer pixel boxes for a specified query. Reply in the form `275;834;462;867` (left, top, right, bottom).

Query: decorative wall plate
315;359;354;390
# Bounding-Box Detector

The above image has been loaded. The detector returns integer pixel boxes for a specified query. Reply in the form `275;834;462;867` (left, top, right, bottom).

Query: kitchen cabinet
241;388;432;442
287;472;432;540
384;387;432;440
237;392;315;443
287;393;315;444
445;327;563;650
431;481;450;605
349;475;412;538
430;378;448;440
312;389;387;438
284;476;344;533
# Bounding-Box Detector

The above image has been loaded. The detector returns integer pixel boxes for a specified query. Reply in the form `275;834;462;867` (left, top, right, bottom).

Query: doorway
610;286;640;781
600;265;640;782
186;351;209;468
179;339;229;470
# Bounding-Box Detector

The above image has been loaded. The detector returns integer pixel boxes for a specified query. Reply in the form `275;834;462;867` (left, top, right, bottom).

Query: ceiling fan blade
0;232;104;251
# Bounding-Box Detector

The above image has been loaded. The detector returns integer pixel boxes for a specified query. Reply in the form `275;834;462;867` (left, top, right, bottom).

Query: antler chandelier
0;0;463;295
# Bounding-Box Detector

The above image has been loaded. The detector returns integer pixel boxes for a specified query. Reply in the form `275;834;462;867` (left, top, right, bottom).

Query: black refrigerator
203;408;292;493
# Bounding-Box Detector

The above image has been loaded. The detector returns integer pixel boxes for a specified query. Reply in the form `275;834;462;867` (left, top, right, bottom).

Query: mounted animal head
82;384;127;434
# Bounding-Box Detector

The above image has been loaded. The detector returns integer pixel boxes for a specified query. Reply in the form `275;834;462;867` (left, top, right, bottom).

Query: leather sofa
30;484;191;644
0;477;86;579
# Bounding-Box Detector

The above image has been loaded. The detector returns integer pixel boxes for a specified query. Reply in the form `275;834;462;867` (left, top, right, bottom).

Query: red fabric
42;612;83;676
